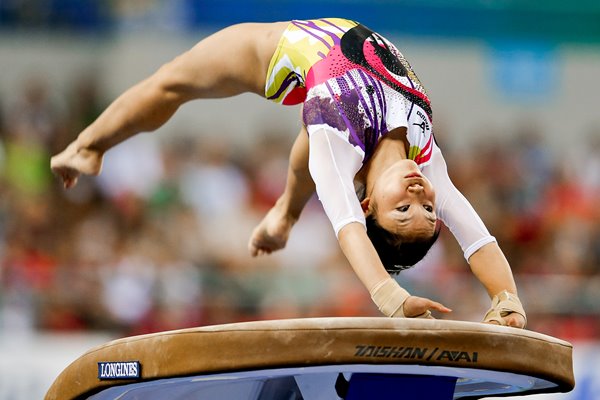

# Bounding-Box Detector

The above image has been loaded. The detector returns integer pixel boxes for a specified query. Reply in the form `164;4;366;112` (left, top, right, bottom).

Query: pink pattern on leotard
305;45;355;89
306;40;430;115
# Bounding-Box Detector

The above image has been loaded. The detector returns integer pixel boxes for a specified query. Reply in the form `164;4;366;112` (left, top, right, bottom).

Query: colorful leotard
265;18;358;105
266;19;495;260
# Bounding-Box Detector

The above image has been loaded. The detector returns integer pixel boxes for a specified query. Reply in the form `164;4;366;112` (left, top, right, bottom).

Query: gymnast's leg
249;124;316;256
51;21;289;188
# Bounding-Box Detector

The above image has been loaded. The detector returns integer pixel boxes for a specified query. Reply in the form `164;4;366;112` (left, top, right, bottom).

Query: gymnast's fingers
50;162;76;188
504;313;526;329
427;300;452;314
248;243;260;257
250;245;272;257
486;320;501;325
404;296;452;318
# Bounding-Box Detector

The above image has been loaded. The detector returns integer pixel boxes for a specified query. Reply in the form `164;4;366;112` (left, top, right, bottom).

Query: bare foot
248;203;297;257
50;142;104;189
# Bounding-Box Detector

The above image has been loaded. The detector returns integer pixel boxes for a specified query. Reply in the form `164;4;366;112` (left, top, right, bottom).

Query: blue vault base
88;363;558;400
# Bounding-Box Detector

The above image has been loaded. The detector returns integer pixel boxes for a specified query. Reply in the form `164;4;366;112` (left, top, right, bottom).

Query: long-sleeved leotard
265;18;495;261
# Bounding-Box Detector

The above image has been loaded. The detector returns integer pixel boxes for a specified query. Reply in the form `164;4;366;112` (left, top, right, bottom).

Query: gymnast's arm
272;125;316;222
308;127;450;318
423;147;525;328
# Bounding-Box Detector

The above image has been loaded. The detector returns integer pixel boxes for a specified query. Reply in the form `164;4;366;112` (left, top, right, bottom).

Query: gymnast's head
362;159;440;273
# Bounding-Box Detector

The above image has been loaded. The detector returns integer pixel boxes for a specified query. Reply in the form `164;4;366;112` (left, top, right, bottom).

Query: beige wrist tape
483;290;527;326
369;278;411;318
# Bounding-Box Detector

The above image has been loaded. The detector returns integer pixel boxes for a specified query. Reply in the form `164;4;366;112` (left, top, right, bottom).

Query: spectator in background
579;129;600;199
178;137;250;221
2;76;59;197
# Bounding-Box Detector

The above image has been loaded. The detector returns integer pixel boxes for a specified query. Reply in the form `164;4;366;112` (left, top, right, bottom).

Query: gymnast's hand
369;277;451;318
483;290;527;328
494;312;526;328
51;141;104;189
403;296;452;319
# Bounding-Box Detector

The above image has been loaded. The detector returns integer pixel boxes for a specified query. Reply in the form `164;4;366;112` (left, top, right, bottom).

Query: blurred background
0;1;598;399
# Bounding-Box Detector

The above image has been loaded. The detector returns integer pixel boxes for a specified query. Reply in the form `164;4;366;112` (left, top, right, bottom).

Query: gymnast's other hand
483;290;527;329
51;141;104;189
403;296;452;318
486;312;526;329
248;201;298;257
503;312;526;328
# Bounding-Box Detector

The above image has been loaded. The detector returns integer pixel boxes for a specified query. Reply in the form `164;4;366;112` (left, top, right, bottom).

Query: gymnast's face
365;159;437;239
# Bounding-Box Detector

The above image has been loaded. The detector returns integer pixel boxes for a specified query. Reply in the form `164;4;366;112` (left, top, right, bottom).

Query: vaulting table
45;318;575;400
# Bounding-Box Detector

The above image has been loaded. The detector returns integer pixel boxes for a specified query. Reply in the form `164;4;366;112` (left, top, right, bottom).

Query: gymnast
51;18;526;327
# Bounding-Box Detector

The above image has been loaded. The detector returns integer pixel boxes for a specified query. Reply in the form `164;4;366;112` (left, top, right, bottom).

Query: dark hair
365;215;441;274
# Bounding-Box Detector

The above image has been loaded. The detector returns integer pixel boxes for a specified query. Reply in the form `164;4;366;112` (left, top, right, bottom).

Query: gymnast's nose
407;183;424;193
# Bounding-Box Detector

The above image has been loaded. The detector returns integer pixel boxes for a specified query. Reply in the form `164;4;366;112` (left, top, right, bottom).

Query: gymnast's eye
423;205;433;212
397;205;409;212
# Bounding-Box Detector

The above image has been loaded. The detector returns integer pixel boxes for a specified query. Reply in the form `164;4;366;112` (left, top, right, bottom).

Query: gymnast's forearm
337;223;391;292
276;127;316;220
468;242;518;298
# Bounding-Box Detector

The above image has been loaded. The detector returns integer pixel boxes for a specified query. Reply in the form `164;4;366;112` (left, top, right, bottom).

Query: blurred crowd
0;74;598;343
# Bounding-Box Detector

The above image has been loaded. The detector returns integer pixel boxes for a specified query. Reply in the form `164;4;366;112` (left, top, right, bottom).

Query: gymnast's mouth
404;172;422;179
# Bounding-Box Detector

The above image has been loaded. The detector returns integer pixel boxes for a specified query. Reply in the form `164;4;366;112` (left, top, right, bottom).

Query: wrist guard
483;290;527;327
369;278;410;318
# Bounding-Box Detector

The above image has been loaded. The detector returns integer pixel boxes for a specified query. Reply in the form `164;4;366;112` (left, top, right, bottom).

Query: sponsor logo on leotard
413;110;430;133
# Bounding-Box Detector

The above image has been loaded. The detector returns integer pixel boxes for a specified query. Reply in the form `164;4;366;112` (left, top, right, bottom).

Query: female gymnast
51;18;526;327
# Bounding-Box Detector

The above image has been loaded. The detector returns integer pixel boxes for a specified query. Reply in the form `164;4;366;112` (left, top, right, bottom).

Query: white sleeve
421;146;497;260
308;127;366;236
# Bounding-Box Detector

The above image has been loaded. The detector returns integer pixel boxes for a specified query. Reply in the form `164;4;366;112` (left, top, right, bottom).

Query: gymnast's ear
361;198;372;216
